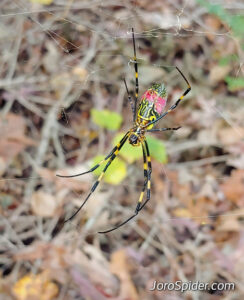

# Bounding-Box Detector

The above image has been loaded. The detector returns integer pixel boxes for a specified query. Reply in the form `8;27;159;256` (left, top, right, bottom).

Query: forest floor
0;1;244;299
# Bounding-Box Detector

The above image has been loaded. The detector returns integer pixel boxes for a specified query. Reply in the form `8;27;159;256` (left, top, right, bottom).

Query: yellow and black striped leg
147;126;181;132
63;134;129;222
98;141;150;234
146;67;191;127
132;28;139;122
56;132;129;178
135;141;149;212
137;139;152;212
123;78;135;121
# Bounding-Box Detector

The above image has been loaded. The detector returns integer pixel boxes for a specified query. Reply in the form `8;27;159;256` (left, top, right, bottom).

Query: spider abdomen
136;83;167;129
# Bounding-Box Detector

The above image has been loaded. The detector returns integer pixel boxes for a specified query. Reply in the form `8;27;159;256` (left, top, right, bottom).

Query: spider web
0;0;243;238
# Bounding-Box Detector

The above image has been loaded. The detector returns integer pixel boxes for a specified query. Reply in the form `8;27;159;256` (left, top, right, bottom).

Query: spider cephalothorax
57;28;191;234
128;127;145;146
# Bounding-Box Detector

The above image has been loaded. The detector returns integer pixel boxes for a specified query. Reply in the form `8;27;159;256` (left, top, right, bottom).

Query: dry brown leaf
42;41;60;73
217;208;244;232
71;247;118;296
205;15;222;41
209;65;231;83
176;182;215;224
14;242;67;266
14;242;50;262
71;269;108;300
0;113;34;174
172;207;193;218
14;242;68;284
72;66;88;81
110;249;138;300
220;170;244;206
205;15;222;30
218;127;244;145
31;191;59;217
37;167;90;192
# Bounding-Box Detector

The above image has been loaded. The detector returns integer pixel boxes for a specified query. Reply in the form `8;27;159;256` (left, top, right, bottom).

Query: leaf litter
0;0;244;299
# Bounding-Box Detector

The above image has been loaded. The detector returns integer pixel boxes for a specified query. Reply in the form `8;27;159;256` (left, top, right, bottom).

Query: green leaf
30;0;53;5
229;15;244;37
197;0;244;38
113;133;142;163
147;136;168;164
112;133;167;164
196;0;229;22
218;54;238;66
91;109;123;130
92;155;127;185
225;76;244;92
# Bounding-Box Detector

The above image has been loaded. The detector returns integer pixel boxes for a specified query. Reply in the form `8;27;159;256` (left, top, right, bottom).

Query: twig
167;154;231;169
24;83;73;200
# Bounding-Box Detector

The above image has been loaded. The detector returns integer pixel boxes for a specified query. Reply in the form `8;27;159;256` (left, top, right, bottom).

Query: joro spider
57;28;191;234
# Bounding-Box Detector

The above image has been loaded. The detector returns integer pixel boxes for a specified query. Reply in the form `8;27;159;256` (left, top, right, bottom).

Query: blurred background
0;0;244;299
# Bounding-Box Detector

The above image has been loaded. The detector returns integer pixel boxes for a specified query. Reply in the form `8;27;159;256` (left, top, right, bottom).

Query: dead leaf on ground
218;127;244;145
110;249;138;300
220;170;244;206
209;65;231;83
37;167;90;192
173;207;193;219
176;182;216;224
71;247;118;297
71;268;108;300
217;208;244;232
31;191;59;217
0;113;34;174
205;15;222;41
14;242;68;284
72;66;88;81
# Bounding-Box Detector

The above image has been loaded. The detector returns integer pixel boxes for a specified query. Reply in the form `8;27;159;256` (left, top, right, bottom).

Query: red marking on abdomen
142;90;166;115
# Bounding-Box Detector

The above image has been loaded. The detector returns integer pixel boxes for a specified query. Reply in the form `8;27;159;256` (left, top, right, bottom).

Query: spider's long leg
132;28;139;122
56;132;129;178
136;139;152;212
147;67;191;127
98;140;151;234
64;134;129;222
123;78;135;120
147;126;181;132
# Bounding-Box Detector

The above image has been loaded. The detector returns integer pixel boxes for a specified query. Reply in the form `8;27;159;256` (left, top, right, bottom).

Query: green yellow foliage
197;0;244;39
197;0;244;91
13;272;58;300
91;109;123;130
91;134;167;185
225;76;244;92
92;155;127;185
30;0;53;5
113;133;167;164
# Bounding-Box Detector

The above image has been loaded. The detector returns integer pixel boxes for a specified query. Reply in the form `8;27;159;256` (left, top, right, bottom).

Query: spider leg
132;28;139;122
98;139;152;234
123;78;135;121
56;132;129;178
63;134;129;222
147;126;181;132
146;67;191;128
136;139;152;212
